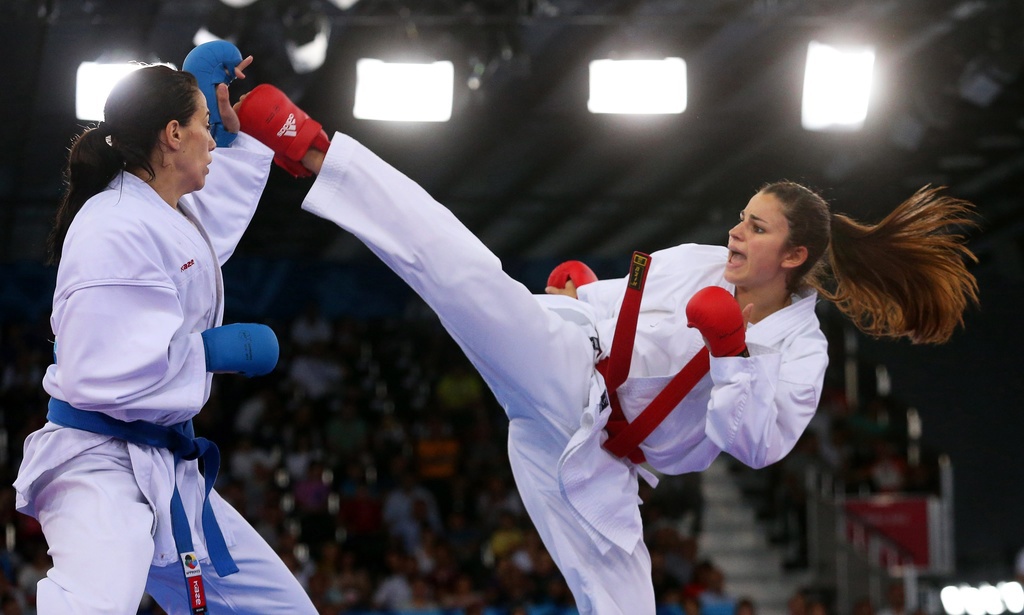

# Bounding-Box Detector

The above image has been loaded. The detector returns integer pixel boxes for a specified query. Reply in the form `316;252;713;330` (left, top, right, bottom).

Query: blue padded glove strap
182;40;242;147
200;323;279;377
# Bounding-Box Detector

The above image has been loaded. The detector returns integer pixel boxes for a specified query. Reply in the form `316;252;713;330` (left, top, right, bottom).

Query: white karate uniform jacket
300;133;829;614
565;245;828;553
15;133;274;567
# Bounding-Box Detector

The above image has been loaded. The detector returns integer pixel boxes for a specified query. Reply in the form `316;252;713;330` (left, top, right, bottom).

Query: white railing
806;455;955;615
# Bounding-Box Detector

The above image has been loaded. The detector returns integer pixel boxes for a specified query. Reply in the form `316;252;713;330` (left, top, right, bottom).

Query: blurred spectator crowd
0;299;945;615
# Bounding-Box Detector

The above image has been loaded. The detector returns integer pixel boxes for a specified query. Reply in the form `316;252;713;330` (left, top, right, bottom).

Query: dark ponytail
46;65;200;265
46;125;124;264
763;182;979;345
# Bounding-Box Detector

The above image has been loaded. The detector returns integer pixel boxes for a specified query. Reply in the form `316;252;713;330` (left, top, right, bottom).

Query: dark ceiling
1;0;1023;271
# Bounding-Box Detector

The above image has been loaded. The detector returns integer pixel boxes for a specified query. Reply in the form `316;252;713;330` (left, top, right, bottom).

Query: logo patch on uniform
181;552;202;576
180;259;195;272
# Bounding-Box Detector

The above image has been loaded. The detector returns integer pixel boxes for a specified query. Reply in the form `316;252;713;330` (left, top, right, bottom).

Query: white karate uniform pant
302;134;656;615
32;441;316;614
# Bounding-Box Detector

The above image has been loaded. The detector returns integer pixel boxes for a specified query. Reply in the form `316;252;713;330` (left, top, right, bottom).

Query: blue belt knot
46;398;238;577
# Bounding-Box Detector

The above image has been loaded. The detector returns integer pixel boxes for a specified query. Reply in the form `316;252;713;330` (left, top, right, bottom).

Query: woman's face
724;191;803;292
178;90;216;192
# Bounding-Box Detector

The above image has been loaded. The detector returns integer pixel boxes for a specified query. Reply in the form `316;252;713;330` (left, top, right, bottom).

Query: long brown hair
46;65;200;265
761;182;979;345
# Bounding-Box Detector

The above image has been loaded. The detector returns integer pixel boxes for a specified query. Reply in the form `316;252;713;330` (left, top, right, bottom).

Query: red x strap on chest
598;252;712;464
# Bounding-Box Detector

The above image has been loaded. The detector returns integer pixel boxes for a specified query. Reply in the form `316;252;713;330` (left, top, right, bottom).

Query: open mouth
728;246;746;265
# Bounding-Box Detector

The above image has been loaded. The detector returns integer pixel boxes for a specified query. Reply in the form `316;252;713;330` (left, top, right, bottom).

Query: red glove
236;84;330;177
547;260;598;290
685;286;748;357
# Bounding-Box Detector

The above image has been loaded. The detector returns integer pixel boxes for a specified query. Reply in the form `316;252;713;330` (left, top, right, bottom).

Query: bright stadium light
801;41;875;131
76;62;175;121
981;585;1008;615
965;586;990;615
944;586;967;615
588;58;687;114
353;59;454;122
999;583;1024;614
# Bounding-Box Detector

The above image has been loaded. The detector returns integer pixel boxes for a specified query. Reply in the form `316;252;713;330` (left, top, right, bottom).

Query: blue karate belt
46;397;239;577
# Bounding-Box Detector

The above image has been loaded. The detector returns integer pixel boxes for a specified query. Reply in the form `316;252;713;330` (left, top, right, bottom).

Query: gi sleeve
575;278;627;320
186;132;274;264
702;329;827;469
53;283;208;416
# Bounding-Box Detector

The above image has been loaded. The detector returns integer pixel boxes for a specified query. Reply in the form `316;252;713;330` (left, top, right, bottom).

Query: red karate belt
597;252;711;464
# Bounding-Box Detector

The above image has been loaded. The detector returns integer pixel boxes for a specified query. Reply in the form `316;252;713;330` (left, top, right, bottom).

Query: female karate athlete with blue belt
14;46;318;614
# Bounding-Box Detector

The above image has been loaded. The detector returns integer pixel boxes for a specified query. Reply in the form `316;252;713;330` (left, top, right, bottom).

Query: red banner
844;496;931;567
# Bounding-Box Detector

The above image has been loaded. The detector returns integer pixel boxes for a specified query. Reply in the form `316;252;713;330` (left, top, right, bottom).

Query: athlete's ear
781;245;808;270
160;119;184;151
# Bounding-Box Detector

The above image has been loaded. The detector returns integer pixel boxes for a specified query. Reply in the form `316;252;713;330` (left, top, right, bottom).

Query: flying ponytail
762;182;979;344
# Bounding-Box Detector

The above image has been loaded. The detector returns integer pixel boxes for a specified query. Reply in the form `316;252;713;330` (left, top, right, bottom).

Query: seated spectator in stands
338;480;385;558
228;435;276;513
487;556;535;607
699;564;737;615
283;430;319;481
807;598;831;615
877;581;907;615
415;414;461;510
476;474;525;531
508;529;545;575
533;552;574;609
406;575;442;612
445;510;484;567
489;510;526;561
853;597;877;615
788;588;809;615
335;549;373;611
373;414;411;469
0;570;29;615
441;573;485;611
737;597;757;615
324;401;368;464
292;459;331;514
648;525;697;586
650;550;680;604
287;341;346;401
232;384;284;442
305;567;342;611
382;471;444;553
684;560;715;602
372;550;415;611
13;546;46;614
434;363;486;418
290;302;333;350
868;439;909;494
683;594;701;615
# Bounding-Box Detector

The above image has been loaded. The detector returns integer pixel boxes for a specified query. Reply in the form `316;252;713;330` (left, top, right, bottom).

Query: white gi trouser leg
301;134;655;615
144;494;317;614
34;441;156;614
33;440;316;615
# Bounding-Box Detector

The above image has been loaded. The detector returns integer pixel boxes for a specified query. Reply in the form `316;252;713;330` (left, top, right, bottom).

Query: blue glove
183;40;243;147
201;323;279;377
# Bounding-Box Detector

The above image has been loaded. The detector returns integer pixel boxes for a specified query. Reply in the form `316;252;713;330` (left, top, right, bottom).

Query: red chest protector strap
597;252;711;463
